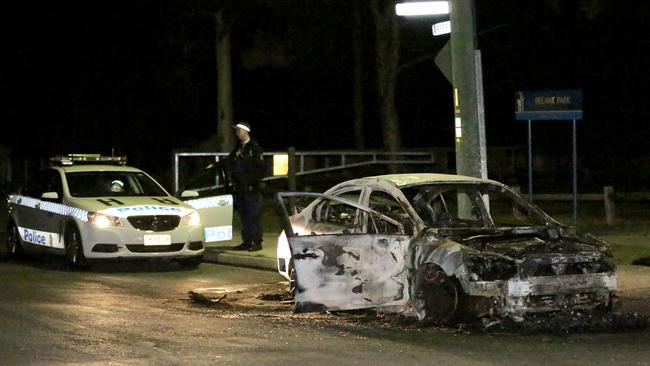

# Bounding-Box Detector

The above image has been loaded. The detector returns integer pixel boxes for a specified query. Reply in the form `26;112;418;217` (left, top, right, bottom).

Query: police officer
226;122;265;251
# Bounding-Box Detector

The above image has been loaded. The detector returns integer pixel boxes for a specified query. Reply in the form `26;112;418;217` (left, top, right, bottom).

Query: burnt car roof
348;173;505;188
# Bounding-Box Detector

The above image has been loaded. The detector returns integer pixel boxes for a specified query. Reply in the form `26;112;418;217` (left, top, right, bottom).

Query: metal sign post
515;89;583;223
572;119;578;222
527;119;532;201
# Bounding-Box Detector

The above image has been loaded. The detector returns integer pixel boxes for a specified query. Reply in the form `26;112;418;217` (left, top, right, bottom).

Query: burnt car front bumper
465;273;617;319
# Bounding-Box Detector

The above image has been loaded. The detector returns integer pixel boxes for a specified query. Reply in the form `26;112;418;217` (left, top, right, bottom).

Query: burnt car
275;173;617;324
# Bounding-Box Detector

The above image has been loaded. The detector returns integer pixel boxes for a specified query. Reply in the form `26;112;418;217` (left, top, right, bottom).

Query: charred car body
276;174;616;324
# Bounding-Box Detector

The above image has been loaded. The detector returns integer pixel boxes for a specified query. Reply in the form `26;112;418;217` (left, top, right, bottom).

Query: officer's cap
233;122;251;132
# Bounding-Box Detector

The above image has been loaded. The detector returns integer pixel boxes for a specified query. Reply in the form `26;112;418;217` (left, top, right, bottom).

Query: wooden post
604;186;615;226
288;147;296;192
23;158;29;183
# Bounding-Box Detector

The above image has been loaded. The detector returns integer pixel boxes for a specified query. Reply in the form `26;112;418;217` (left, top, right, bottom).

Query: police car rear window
66;172;167;197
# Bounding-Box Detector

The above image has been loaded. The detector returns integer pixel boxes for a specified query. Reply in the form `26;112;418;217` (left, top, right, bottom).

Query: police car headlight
88;212;123;228
184;211;201;226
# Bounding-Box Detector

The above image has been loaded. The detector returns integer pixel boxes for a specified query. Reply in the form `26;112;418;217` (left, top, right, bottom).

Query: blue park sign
515;89;583;120
516;89;583;223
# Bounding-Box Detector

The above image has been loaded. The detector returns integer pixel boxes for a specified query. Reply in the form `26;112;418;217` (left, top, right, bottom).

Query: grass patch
602;235;650;265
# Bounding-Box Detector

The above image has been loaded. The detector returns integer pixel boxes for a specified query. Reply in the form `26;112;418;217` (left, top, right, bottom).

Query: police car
5;154;233;268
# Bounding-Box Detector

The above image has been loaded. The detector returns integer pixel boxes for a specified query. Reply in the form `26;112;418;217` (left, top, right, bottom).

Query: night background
2;0;649;192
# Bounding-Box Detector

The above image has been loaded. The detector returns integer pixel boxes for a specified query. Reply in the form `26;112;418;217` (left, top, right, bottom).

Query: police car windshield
66;171;167;197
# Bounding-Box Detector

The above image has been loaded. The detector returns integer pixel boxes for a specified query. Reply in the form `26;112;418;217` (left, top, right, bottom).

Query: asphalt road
1;257;650;366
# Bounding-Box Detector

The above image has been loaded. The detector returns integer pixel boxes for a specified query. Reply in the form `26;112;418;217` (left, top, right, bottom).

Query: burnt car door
276;192;411;313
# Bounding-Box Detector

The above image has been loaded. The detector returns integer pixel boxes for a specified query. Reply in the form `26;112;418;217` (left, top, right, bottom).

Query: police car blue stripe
9;195;89;222
185;195;233;210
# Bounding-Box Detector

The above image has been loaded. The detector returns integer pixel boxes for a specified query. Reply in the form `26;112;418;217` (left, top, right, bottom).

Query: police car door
176;161;234;243
183;193;234;243
11;169;66;250
276;192;410;313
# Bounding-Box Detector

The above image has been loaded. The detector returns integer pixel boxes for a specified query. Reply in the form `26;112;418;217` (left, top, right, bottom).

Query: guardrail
174;152;647;226
173;149;445;194
513;186;623;225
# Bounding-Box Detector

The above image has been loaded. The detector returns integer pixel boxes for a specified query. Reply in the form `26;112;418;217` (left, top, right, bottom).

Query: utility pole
449;0;486;179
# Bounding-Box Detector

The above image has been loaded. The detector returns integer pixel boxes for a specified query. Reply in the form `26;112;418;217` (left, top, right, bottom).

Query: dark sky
2;0;650;185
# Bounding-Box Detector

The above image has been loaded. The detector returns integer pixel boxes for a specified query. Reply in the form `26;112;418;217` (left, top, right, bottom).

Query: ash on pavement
177;281;650;335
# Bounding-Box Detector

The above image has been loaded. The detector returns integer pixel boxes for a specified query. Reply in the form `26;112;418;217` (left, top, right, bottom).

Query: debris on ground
256;292;293;302
479;311;649;334
188;291;229;307
182;283;650;335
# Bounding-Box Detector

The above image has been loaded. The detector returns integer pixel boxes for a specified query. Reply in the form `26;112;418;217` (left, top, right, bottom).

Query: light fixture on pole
395;1;449;16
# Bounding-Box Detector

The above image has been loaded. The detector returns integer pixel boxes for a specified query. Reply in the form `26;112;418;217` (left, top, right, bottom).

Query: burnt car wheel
288;260;297;299
417;263;466;325
6;222;23;259
65;225;87;269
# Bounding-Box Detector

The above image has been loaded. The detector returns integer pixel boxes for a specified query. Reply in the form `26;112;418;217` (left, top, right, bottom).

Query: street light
395;1;449;16
396;0;487;180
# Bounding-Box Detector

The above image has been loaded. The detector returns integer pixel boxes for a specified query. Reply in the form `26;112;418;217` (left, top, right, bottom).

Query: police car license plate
144;234;171;246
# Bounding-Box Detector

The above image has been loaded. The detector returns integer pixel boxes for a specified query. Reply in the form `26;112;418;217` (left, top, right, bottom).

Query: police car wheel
6;222;23;259
65;226;87;269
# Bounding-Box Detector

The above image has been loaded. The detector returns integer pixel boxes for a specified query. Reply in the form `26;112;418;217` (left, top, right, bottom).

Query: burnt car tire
288;260;297;299
6;222;23;260
417;263;467;325
65;225;88;270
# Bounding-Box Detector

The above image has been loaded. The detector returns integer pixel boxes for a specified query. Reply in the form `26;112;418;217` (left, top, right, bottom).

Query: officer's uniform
226;137;265;251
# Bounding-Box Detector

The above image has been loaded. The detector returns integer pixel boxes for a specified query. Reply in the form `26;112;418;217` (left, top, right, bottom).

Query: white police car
5;154;233;268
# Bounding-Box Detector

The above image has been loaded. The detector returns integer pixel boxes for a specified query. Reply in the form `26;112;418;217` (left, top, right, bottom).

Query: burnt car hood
434;226;608;256
408;226;617;322
415;225;616;280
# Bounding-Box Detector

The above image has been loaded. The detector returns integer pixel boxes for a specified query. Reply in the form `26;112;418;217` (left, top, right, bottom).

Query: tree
215;9;235;152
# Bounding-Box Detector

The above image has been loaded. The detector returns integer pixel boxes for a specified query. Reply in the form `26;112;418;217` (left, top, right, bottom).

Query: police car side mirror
41;192;59;201
180;190;200;198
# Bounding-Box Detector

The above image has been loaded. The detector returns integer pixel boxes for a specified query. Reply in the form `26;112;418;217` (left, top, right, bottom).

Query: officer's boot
233;242;251;251
247;242;262;252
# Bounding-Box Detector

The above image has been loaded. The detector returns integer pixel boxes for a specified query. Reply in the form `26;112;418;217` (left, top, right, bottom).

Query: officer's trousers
235;191;263;244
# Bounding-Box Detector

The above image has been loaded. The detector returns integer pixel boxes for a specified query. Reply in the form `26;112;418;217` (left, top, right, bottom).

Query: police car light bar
49;154;128;166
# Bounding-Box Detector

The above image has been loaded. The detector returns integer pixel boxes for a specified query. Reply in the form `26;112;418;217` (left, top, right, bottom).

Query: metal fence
172;150;448;193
